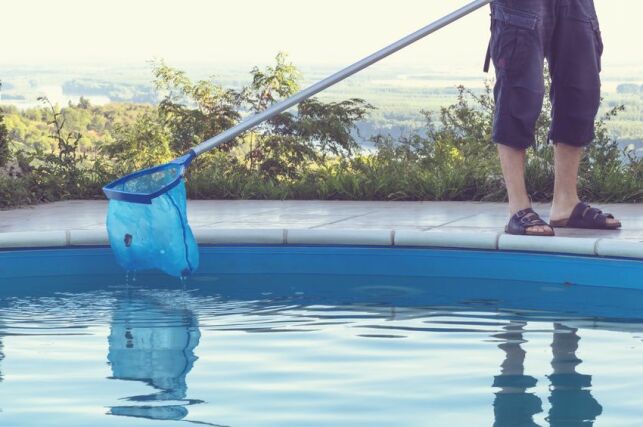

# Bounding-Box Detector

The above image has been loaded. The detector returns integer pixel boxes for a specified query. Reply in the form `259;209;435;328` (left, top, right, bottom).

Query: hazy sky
3;0;642;70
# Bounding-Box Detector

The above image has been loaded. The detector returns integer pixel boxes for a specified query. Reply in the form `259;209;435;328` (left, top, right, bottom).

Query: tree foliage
101;111;173;173
146;53;372;180
0;107;9;168
241;53;372;178
35;96;88;193
245;52;301;113
1;57;640;209
0;82;10;167
153;60;242;153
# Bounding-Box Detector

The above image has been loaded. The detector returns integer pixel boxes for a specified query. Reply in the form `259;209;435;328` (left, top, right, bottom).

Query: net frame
103;151;195;204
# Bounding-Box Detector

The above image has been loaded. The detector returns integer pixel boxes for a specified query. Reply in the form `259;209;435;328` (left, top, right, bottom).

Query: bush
2;59;641;210
0;93;9;167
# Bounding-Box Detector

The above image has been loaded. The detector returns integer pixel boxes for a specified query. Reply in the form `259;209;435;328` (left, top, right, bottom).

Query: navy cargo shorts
484;0;604;149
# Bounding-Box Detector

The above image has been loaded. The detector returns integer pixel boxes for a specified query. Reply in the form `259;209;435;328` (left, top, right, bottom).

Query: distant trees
101;112;173;173
77;96;91;110
0;113;9;168
4;102;153;154
63;80;157;103
0;82;9;167
616;83;641;94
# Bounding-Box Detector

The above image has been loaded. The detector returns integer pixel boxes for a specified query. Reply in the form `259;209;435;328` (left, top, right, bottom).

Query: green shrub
0;96;9;167
2;60;640;210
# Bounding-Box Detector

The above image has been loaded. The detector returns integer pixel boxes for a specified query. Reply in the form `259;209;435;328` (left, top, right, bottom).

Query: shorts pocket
591;19;604;73
557;10;602;88
490;5;539;75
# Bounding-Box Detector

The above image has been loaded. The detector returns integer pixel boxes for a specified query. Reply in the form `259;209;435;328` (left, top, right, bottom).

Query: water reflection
103;289;608;427
547;323;602;426
1;273;641;426
107;290;202;422
492;321;542;426
492;322;603;426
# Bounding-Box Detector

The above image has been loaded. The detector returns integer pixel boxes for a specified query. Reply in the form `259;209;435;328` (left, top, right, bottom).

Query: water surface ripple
1;273;642;426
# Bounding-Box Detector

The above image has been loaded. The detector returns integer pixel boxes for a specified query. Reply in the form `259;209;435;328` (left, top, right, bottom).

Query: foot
550;198;582;224
506;208;555;236
550;202;622;229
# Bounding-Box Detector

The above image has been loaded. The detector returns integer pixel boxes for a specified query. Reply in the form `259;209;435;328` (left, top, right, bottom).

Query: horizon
2;0;642;72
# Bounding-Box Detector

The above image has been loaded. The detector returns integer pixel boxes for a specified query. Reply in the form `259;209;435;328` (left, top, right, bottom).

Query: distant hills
1;63;641;153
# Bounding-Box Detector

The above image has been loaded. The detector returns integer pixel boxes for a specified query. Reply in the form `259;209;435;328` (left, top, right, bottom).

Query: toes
526;225;553;235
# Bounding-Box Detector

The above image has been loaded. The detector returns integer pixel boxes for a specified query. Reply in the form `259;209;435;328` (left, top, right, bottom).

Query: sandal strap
515;208;536;218
515;209;547;226
521;215;547;226
506;208;552;235
577;203;613;226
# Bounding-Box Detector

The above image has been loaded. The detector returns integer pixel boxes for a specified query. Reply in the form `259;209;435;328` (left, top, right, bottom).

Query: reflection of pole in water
492;321;542;427
547;323;602;426
107;293;201;421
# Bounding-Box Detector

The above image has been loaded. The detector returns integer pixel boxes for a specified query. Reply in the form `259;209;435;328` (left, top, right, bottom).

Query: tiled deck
1;200;641;239
0;200;641;259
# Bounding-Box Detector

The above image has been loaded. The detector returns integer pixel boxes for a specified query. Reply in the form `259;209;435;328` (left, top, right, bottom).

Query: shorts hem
493;138;533;150
549;136;593;148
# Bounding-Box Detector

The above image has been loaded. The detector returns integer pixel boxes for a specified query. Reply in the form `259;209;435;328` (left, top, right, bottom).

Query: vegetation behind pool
0;55;641;209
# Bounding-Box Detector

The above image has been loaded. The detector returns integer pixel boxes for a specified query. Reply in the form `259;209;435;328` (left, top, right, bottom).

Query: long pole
192;0;492;156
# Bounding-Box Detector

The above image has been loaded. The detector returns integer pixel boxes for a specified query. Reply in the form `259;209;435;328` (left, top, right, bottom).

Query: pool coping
0;228;642;261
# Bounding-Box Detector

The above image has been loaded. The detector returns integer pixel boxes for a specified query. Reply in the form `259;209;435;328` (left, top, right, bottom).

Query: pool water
2;262;643;426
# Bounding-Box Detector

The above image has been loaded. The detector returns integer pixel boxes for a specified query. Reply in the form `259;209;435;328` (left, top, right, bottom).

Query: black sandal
505;208;555;236
550;202;621;230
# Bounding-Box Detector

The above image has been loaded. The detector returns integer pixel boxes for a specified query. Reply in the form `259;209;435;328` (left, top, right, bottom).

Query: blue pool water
0;247;642;426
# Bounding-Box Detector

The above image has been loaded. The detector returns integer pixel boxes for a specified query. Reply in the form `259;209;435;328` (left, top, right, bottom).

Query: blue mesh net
105;159;199;277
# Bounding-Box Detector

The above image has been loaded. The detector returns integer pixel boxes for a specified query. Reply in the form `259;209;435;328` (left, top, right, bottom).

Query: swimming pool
1;246;642;426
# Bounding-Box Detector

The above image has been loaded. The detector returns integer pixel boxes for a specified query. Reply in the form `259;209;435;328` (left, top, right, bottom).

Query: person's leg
547;0;620;227
488;1;554;235
550;143;582;222
549;143;619;226
498;144;552;235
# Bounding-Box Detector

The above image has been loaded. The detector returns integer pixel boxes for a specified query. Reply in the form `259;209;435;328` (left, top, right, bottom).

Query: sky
2;0;642;71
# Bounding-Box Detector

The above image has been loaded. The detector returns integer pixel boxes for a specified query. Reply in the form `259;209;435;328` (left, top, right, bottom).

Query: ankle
552;195;580;209
508;199;532;216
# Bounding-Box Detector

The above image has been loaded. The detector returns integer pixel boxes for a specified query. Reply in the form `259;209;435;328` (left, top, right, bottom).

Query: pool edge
0;228;641;261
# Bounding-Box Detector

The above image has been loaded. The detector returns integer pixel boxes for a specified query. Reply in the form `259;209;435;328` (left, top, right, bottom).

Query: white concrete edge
395;230;499;250
498;234;598;256
0;229;641;260
287;229;392;246
194;228;285;245
596;238;643;260
0;231;68;248
69;229;109;246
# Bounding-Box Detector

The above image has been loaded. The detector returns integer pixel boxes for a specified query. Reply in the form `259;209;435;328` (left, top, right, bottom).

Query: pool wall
1;246;642;291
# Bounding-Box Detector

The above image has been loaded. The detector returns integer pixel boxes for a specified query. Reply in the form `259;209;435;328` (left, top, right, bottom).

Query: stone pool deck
0;200;642;259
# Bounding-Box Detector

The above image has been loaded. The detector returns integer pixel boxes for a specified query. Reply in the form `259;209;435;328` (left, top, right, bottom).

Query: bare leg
498;144;553;234
550;143;619;226
550;143;582;222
